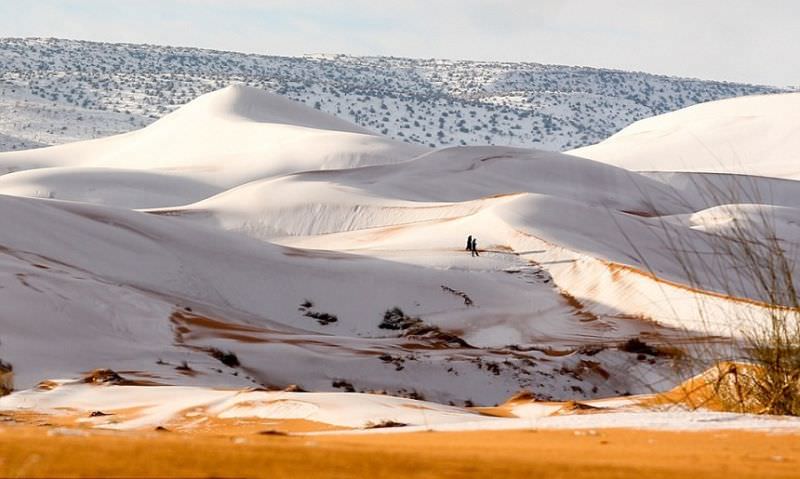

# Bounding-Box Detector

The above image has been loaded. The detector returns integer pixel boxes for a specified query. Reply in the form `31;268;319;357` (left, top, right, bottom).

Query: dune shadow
514;250;546;255
539;259;577;266
481;249;546;255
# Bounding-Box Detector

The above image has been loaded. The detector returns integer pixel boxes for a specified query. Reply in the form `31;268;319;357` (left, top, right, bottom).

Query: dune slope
0;87;798;420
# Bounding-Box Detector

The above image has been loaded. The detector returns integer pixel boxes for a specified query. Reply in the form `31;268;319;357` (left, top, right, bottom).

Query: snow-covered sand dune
0;85;426;205
1;86;798;425
570;92;800;179
0;191;666;403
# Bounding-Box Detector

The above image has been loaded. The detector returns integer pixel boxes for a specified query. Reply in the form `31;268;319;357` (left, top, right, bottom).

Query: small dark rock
258;429;289;436
364;420;407;429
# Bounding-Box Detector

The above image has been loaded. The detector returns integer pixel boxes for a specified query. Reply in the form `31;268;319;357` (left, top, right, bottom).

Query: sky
0;0;797;86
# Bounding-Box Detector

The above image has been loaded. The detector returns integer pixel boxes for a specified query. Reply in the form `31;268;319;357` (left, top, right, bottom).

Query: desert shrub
379;307;422;330
628;174;800;415
332;379;355;392
299;300;338;325
378;307;472;347
619;338;659;356
304;311;338;325
208;348;240;368
175;361;193;372
618;337;682;359
0;359;12;396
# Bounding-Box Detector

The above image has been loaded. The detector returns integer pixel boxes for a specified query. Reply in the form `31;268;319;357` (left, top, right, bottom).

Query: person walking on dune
471;237;480;257
466;235;473;252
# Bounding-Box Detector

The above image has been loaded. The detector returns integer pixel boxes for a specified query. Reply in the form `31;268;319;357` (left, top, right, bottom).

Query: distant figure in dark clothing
471;237;480;257
466;235;473;252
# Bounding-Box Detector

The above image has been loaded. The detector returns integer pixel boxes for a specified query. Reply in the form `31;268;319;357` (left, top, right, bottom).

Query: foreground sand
1;423;798;478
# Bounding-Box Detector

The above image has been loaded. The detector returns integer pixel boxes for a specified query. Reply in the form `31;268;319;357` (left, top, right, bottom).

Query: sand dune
0;86;799;436
0;85;426;205
570;92;800;179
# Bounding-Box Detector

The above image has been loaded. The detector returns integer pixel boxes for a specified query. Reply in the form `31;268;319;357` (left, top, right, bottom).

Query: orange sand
1;422;798;478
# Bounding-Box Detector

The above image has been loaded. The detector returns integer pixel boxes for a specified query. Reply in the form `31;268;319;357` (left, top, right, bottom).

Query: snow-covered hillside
0;37;786;153
1;85;798;413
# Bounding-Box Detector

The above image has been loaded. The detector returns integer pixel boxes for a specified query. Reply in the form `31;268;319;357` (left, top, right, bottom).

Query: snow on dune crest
156;177;492;239
0;85;427;207
570;92;800;178
336;145;684;207
641;171;800;210
163;84;373;134
688;202;800;240
163;145;691;241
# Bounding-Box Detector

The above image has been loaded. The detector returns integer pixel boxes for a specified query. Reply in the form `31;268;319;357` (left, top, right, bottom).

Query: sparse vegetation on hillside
0;38;786;152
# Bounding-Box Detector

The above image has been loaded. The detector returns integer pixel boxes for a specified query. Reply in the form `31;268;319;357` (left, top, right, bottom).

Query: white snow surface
570;93;800;179
0;86;798;419
0;85;427;199
357;410;800;434
0;383;489;430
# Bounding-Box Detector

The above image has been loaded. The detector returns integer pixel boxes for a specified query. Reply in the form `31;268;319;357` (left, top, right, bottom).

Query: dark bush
332;379;355;392
619;338;659;356
209;348;240;367
379;307;422;330
304;311;338;325
0;359;12;396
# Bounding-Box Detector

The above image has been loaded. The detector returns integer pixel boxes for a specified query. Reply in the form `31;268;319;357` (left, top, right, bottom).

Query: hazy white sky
0;0;797;86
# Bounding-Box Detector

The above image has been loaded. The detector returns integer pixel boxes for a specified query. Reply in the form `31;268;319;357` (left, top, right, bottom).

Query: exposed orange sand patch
0;423;798;478
2;405;346;436
5;405;158;430
645;362;778;414
472;406;518;418
166;416;346;435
